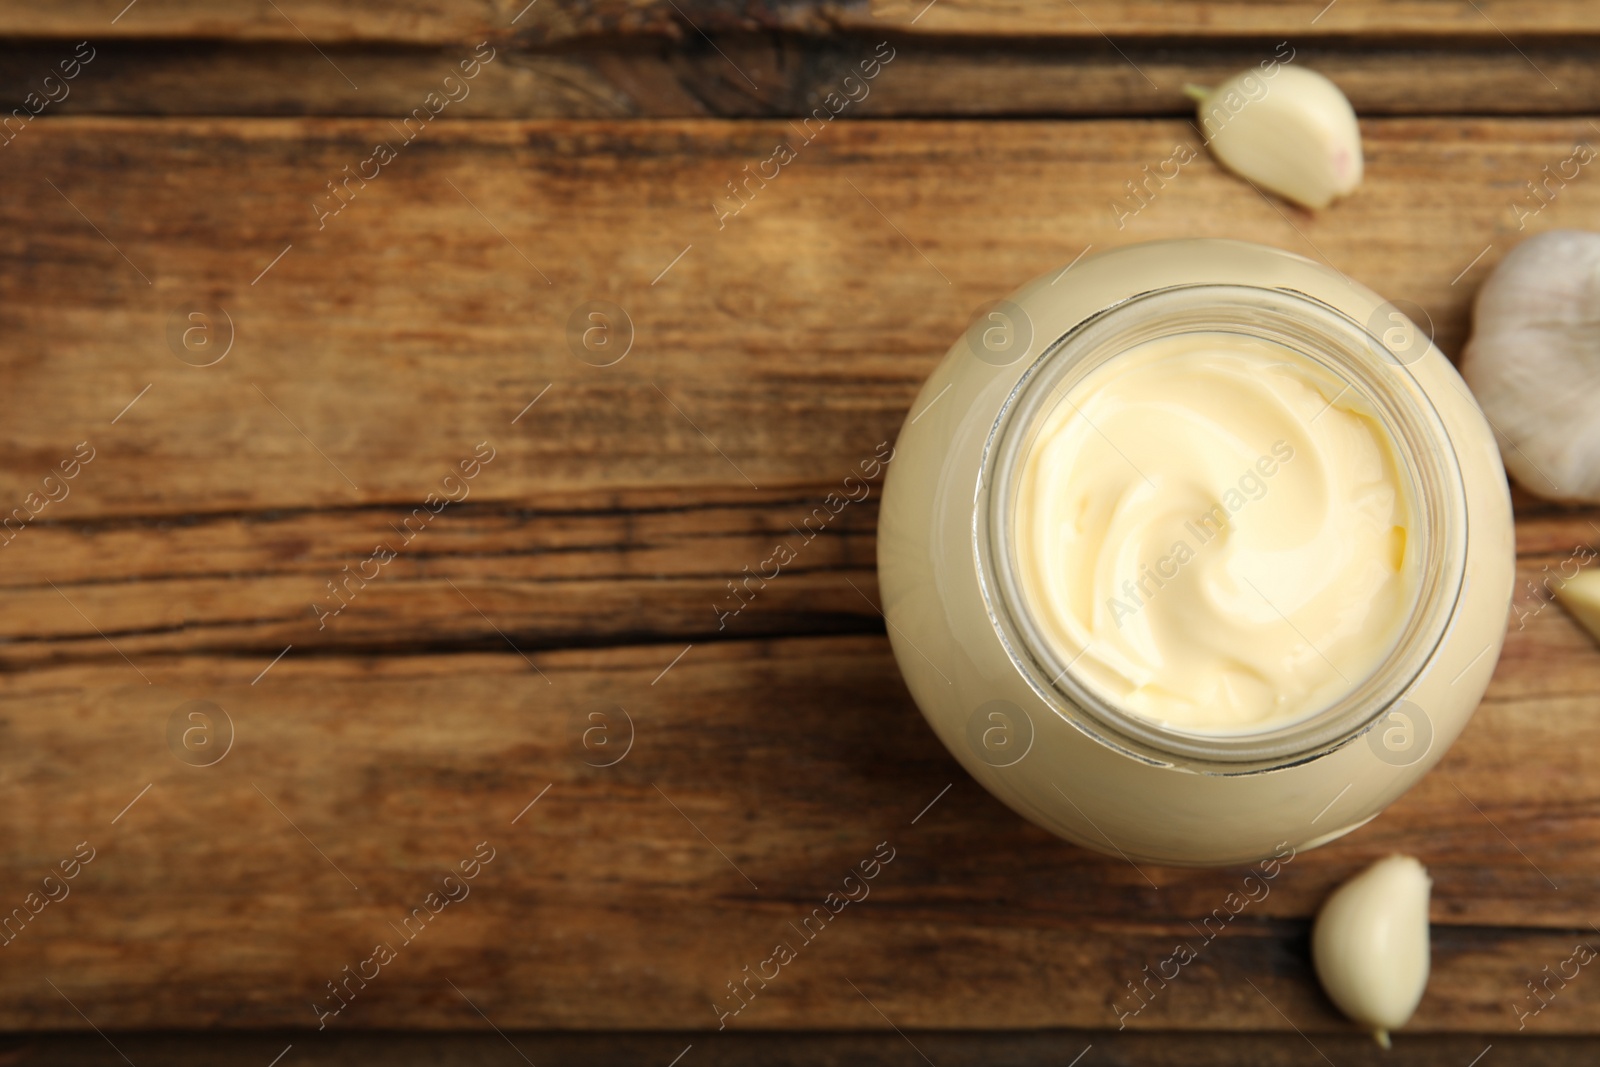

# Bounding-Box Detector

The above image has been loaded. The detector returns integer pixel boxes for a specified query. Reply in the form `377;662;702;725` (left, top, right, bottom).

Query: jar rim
974;282;1469;773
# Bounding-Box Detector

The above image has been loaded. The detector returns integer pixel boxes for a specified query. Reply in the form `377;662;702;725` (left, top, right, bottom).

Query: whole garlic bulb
1312;854;1432;1048
1189;66;1363;209
1460;229;1600;502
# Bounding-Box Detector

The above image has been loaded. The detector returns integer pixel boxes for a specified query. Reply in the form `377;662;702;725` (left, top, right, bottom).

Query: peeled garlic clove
1460;229;1600;503
1190;67;1363;209
1555;568;1600;644
1312;854;1431;1048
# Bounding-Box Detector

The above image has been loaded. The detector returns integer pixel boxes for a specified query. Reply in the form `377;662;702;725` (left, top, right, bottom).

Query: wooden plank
2;116;1598;517
4;40;1597;118
2;638;1600;1031
853;1;1600;41
0;1029;1588;1066
0;488;882;667
3;0;1600;43
3;487;1596;668
5;116;1600;1035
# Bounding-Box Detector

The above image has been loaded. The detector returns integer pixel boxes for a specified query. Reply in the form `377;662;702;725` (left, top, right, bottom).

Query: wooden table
2;3;1599;1063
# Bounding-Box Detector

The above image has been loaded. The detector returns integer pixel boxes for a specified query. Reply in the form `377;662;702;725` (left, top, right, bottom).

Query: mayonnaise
1012;331;1417;733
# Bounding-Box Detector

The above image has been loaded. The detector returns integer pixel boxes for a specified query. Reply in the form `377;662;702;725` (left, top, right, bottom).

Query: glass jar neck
975;284;1469;774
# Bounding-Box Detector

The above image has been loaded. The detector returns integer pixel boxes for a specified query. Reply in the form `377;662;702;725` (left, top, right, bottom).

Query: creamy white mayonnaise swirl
1012;332;1416;733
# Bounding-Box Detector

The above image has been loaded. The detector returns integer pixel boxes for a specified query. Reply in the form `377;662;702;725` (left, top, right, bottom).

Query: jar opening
976;284;1468;771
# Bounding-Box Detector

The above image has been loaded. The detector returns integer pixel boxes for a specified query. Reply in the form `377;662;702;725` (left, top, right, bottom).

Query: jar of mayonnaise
878;239;1514;866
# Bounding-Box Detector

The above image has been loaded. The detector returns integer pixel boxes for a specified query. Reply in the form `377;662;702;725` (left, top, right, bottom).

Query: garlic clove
1460;229;1600;503
1311;854;1431;1048
1190;67;1363;210
1555;568;1600;645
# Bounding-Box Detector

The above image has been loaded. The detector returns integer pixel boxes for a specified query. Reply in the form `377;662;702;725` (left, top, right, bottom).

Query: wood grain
4;114;1600;1038
3;492;1597;668
0;488;880;667
3;40;1596;119
2;116;1598;516
0;1028;1580;1066
1;637;1599;1033
5;0;1600;43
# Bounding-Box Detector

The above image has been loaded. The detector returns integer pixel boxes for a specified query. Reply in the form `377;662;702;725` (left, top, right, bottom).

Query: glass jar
878;239;1514;867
